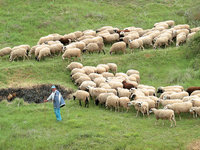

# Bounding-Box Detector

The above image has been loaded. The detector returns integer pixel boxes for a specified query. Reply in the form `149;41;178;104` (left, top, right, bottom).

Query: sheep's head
127;101;135;107
189;108;195;113
157;87;164;93
149;108;156;114
130;93;136;100
73;95;76;100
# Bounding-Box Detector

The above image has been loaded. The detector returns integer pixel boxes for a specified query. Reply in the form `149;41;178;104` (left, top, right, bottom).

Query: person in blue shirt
44;85;65;121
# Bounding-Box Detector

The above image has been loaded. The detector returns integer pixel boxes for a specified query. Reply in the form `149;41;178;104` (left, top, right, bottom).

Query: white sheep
73;90;90;107
84;43;105;54
89;73;103;81
37;47;51;61
164;102;192;120
107;63;117;74
159;99;183;107
67;62;83;71
95;93;115;106
0;47;12;57
75;76;91;86
153;36;169;49
9;48;28;61
110;42;126;54
119;97;130;112
93;77;106;87
106;95;119;112
163;91;189;100
62;48;82;61
82;66;97;75
189;107;200;118
79;81;96;91
150;108;176;127
117;88;131;98
87;86;107;99
176;33;187;47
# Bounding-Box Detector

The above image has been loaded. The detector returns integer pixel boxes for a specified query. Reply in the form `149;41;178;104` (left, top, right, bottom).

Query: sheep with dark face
186;87;200;95
73;90;90;107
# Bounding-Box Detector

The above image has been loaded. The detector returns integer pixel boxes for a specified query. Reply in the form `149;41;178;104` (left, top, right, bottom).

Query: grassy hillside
0;0;200;150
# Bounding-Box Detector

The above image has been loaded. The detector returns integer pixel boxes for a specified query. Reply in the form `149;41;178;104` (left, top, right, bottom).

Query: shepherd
44;85;65;121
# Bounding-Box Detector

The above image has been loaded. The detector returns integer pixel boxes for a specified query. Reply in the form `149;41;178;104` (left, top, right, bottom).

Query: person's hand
44;100;48;103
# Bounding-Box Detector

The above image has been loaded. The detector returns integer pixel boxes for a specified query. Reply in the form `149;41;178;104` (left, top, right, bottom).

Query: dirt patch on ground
0;84;74;103
187;140;200;150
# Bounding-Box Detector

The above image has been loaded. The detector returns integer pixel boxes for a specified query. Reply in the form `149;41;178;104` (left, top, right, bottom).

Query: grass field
0;0;200;149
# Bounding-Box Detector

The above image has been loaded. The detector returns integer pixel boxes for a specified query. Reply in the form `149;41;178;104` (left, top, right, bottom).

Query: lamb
189;107;200;118
118;97;130;112
163;91;189;100
95;93;115;106
107;63;117;74
164;102;192;120
105;95;119;112
176;33;187;47
79;81;96;91
37;47;51;61
110;42;126;54
0;47;12;57
117;88;131;98
62;48;82;61
67;62;83;71
9;48;28;61
186;87;200;95
83;43;105;54
150;108;176;127
73;90;90;107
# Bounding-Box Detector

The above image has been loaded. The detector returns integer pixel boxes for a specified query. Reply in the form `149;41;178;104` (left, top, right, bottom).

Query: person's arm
47;92;54;101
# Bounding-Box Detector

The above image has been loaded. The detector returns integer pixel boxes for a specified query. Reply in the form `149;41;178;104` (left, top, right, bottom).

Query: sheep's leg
102;49;105;55
79;100;82;106
196;112;198;118
179;113;181;120
136;110;139;117
169;119;173;127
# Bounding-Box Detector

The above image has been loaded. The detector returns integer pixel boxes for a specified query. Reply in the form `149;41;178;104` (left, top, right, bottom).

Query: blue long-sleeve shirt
47;90;62;108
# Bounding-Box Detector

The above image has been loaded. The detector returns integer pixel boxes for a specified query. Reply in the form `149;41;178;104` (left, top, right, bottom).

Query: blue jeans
54;108;62;121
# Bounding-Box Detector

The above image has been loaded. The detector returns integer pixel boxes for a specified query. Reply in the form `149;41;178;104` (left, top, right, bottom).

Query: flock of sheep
0;20;200;61
69;62;200;127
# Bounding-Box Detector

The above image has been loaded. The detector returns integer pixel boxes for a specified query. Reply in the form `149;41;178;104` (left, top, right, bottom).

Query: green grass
1;0;200;149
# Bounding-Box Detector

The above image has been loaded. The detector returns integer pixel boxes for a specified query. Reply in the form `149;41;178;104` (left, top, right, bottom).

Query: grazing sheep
0;47;12;57
139;36;153;47
117;88;131;98
73;31;83;39
97;64;109;72
108;81;123;90
86;86;107;99
128;39;140;52
107;63;117;74
186;87;200;95
101;72;114;79
89;73;103;81
119;97;130;112
73;90;90;107
67;62;83;71
37;47;51;61
191;27;200;33
49;43;63;55
75;76;91;86
83;43;105;54
38;36;54;45
62;48;82;61
79;81;96;91
102;33;119;44
71;68;85;77
95;93;115;106
191;90;200;96
99;83;112;89
9;48;28;61
150;108;176;127
110;42;126;54
126;69;140;76
72;72;88;81
159;99;183;107
82;66;97;75
93;77;106;87
176;33;187;47
164;102;192;120
96;66;106;74
163;91;189;100
157;86;183;93
153;36;169;49
106;95;119;112
29;45;40;57
129;88;145;100
128;101;149;117
174;24;190;30
191;99;200;107
34;45;49;59
187;32;196;41
182;95;199;102
189;107;200;118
